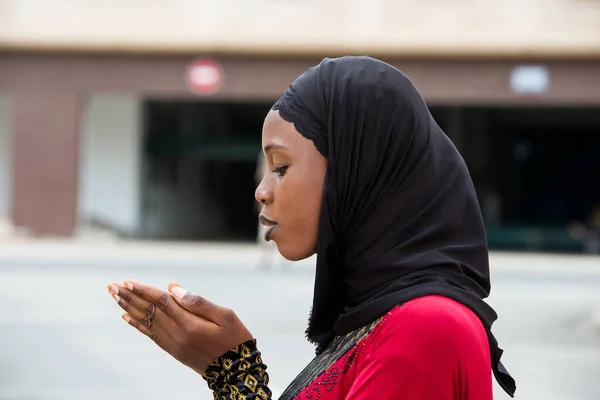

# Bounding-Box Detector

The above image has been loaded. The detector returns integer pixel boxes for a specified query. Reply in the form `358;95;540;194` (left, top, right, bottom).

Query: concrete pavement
0;239;599;399
1;237;599;272
1;237;600;336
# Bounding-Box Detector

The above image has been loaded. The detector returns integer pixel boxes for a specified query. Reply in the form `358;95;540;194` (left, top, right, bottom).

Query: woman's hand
107;280;253;376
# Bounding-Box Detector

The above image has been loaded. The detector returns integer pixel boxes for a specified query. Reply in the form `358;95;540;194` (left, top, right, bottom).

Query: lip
264;225;277;241
259;215;278;241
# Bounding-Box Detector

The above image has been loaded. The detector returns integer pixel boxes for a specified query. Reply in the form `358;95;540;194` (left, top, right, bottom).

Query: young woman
108;56;516;399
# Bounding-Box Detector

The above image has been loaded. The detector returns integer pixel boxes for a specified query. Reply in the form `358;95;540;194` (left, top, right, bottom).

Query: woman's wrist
204;339;271;399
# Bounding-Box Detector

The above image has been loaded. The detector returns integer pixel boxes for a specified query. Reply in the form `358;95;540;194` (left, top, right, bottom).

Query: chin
275;241;315;262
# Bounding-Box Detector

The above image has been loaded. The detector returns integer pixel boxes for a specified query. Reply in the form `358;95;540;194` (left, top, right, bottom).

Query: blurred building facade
0;0;599;251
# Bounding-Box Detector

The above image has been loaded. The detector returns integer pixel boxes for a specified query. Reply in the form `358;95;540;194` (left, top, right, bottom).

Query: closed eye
272;166;288;177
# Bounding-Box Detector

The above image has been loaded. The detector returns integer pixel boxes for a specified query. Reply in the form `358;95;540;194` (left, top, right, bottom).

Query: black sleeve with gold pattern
203;339;272;400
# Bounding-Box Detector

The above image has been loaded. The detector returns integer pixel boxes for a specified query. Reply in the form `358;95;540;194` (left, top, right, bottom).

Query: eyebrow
263;143;288;153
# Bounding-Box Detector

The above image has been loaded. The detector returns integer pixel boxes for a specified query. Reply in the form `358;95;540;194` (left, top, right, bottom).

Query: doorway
468;107;600;251
140;100;271;241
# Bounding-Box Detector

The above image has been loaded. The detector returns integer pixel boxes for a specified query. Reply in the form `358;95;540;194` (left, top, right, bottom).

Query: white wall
0;94;11;218
78;94;142;236
1;0;599;56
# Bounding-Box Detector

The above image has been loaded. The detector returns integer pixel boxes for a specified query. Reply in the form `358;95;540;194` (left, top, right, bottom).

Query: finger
124;298;156;329
111;283;153;313
122;280;174;316
169;285;224;325
109;284;170;331
121;313;171;352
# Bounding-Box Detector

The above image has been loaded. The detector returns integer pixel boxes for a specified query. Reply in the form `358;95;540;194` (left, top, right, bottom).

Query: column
11;87;81;236
0;93;11;218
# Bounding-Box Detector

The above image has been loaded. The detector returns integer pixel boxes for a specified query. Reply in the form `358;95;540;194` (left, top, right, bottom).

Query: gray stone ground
0;241;599;399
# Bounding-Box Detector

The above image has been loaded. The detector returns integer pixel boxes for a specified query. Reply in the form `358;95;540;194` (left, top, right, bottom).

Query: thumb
168;281;183;293
169;282;219;322
168;282;191;307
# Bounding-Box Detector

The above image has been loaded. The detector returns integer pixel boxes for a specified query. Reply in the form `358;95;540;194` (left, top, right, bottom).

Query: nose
255;177;274;207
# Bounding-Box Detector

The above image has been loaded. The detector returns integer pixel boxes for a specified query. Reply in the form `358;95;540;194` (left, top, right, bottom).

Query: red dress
204;295;493;400
294;295;493;399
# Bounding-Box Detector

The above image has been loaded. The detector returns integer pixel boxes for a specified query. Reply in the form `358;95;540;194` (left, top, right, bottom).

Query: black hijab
272;56;516;397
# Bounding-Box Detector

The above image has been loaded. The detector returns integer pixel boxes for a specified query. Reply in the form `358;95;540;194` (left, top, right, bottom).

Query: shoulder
353;295;493;398
391;295;486;335
367;295;490;365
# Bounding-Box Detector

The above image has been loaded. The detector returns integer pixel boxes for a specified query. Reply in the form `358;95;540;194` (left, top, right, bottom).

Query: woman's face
255;110;327;261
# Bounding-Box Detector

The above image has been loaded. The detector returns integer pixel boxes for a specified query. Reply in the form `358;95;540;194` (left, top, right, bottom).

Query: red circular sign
186;59;224;96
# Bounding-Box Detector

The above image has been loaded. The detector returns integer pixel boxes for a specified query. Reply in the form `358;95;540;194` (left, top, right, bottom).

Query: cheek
279;174;324;228
304;178;325;224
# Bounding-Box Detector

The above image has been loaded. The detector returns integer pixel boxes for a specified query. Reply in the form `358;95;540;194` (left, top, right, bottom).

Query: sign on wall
186;58;224;96
510;65;550;94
